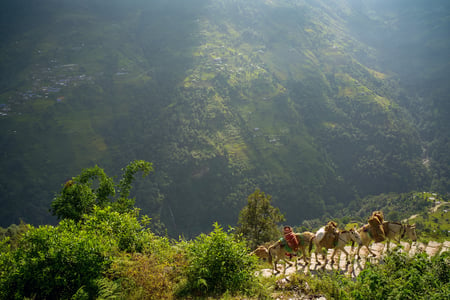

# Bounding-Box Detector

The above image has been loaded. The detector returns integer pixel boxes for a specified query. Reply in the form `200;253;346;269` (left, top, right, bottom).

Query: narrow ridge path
260;240;449;278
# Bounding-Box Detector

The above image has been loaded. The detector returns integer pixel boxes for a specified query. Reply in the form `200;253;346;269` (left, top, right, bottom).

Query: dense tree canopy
236;189;285;249
51;160;152;221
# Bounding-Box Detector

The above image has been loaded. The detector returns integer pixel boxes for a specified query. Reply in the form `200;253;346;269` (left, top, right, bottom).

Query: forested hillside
0;0;448;237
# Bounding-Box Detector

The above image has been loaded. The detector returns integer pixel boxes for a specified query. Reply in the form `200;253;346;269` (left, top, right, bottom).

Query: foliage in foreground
105;252;180;300
0;207;265;299
282;250;450;300
0;206;163;299
0;221;109;299
176;222;263;298
0;161;448;299
353;250;449;300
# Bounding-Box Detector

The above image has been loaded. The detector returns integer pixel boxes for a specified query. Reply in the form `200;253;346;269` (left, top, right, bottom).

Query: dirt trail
431;201;449;213
261;203;449;278
260;239;449;278
404;201;449;222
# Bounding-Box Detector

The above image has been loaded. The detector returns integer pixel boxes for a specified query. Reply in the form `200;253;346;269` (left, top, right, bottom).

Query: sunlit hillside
0;0;449;237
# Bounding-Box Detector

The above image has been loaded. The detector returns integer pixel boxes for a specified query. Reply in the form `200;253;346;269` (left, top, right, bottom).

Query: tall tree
236;189;285;249
51;160;152;221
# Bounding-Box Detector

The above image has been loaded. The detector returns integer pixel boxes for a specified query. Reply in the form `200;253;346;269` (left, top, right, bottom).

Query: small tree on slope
236;188;285;249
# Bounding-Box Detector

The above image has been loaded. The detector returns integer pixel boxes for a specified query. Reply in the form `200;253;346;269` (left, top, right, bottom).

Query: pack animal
312;228;362;266
357;222;417;258
267;231;315;274
250;245;269;260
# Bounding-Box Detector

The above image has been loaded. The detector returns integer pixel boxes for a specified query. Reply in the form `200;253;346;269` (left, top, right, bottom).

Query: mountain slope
0;0;447;236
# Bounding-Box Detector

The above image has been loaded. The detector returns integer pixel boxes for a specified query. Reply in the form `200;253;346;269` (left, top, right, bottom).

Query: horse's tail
268;240;281;264
309;236;315;254
267;245;273;264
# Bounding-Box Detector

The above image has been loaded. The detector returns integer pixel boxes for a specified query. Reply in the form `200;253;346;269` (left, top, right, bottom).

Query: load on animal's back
356;211;417;258
312;221;362;266
282;226;299;252
315;221;339;249
366;211;386;242
266;227;315;274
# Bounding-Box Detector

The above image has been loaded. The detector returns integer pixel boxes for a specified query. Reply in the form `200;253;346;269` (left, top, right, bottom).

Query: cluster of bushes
0;210;265;299
353;250;449;299
281;249;449;299
1;210;449;299
1;161;448;299
175;222;262;298
0;161;266;299
0;206;169;299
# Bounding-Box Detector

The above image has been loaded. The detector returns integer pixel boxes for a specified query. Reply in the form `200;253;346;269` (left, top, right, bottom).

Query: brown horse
356;221;417;258
312;228;362;266
267;231;315;274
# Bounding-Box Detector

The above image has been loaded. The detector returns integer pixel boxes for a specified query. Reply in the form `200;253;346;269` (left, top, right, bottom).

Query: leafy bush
96;211;180;299
0;221;29;248
353;250;450;300
280;251;449;300
176;222;260;297
280;270;357;299
106;253;179;300
81;206;152;253
0;223;111;299
0;205;160;299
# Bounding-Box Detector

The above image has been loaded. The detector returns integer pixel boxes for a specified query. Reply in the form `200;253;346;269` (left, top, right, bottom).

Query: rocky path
259;240;450;278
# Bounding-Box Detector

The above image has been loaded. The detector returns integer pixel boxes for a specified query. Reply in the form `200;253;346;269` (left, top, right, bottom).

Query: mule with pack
267;227;315;274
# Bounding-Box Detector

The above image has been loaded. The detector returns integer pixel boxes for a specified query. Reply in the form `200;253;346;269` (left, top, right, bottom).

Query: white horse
312;228;362;266
357;221;417;258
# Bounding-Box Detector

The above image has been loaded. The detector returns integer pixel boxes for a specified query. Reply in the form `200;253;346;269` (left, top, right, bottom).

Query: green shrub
353;251;450;300
81;206;152;253
279;251;449;300
51;165;115;222
281;270;354;300
106;253;179;300
176;222;260;297
0;205;159;299
0;224;111;299
0;221;29;248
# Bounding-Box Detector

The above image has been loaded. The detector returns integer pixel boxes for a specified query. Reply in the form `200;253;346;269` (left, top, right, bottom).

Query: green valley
0;0;448;238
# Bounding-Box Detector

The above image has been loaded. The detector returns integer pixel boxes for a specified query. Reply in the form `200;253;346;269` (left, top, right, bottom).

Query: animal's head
251;245;269;259
405;224;417;242
349;227;362;245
